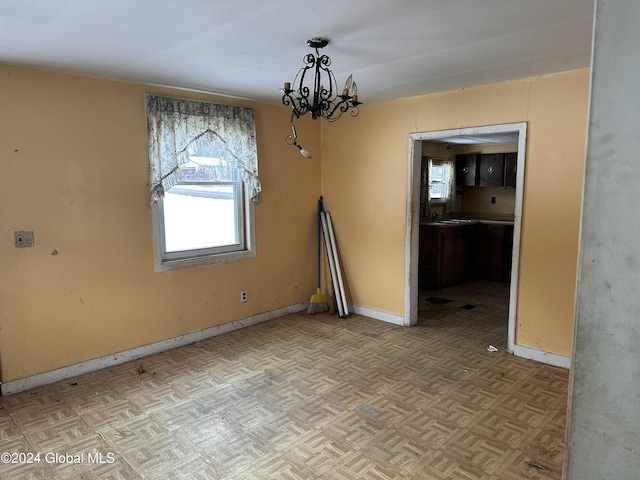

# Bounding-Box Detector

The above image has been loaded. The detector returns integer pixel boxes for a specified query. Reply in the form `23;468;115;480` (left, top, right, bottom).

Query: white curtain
420;156;431;218
146;94;260;205
445;161;456;213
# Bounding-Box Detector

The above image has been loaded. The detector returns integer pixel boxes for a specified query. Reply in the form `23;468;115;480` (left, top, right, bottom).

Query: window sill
155;248;256;273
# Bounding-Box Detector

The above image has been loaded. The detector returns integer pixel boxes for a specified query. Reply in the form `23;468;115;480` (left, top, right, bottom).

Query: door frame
404;122;527;353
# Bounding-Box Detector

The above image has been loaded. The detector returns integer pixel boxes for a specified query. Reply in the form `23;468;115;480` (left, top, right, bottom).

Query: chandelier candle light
282;37;361;157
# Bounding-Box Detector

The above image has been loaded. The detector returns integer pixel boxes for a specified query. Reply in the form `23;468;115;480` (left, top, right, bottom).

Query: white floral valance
146;94;260;205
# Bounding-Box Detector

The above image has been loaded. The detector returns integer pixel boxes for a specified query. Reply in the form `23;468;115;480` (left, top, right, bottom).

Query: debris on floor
487;345;499;352
358;404;376;415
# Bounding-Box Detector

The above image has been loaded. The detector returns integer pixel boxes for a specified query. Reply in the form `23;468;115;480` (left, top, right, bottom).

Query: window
146;95;260;272
161;156;245;259
429;159;453;204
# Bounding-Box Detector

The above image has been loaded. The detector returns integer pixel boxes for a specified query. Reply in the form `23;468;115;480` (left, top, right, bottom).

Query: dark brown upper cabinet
455;153;477;186
455;152;517;187
478;154;504;186
503;152;517;187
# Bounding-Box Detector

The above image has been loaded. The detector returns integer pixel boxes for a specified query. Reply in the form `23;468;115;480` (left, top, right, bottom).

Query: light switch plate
14;230;35;248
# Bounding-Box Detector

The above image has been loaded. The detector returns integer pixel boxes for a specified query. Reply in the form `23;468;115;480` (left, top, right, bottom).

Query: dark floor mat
460;304;477;310
426;296;452;304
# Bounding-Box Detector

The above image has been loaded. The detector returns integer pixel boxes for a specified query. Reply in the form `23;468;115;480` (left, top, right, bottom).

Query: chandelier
282;37;361;158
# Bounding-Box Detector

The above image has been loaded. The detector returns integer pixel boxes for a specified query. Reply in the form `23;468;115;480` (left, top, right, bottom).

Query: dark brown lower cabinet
441;226;472;287
419;223;514;289
502;225;514;281
419;224;474;289
475;224;514;281
419;226;439;289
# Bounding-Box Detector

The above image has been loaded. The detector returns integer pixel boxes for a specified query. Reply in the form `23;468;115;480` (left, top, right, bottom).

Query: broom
307;197;330;314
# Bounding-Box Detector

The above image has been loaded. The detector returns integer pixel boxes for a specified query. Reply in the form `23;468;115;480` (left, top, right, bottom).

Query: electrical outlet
491;196;496;204
240;290;248;303
14;230;35;248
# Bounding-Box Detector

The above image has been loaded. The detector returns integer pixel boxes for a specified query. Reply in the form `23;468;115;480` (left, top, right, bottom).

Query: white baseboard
4;303;563;395
513;344;571;369
349;304;405;326
1;303;308;396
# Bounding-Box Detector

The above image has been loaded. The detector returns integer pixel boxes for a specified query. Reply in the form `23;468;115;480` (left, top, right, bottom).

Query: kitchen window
429;159;453;204
146;94;260;272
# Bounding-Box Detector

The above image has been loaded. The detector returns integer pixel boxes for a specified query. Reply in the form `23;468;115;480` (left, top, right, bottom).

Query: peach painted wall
0;65;321;382
321;69;589;357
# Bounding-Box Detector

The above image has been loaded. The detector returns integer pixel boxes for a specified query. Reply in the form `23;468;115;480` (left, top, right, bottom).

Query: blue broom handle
317;197;325;288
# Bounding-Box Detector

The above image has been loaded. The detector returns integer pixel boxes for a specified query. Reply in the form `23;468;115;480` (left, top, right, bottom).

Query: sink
422;218;476;226
439;219;473;224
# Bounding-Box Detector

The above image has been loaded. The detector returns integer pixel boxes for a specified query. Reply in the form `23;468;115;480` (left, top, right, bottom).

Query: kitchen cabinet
441;226;474;286
419;226;439;289
475;223;514;281
420;222;514;288
455;152;517;187
478;154;504;186
420;224;475;289
455;154;477;186
502;224;514;281
504;153;517;187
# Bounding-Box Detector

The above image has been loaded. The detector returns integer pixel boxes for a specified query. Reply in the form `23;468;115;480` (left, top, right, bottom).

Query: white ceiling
0;0;594;105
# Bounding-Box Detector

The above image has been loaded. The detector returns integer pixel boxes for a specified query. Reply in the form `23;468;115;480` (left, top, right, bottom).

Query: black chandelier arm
296;64;313;93
304;52;317;67
317;52;331;68
316;56;336;101
284;113;299;146
324;97;360;122
282;90;311;118
284;132;296;146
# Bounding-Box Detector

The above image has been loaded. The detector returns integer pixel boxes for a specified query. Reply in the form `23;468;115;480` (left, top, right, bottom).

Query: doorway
404;123;527;354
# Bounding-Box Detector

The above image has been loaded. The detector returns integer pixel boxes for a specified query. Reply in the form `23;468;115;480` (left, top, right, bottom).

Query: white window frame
151;178;256;273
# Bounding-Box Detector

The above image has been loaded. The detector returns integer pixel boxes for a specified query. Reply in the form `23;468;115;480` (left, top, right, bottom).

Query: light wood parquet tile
333;448;415;480
0;434;59;480
242;453;315;480
417;448;491;479
283;429;352;474
0;412;21;440
79;399;144;430
493;449;564;479
444;428;516;475
119;433;201;477
249;412;311;452
0;279;569;479
322;409;388;449
363;428;438;474
470;409;537;448
22;417;95;452
397;414;461;449
146;454;232;480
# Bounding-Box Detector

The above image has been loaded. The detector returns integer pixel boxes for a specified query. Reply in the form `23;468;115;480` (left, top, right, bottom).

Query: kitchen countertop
420;215;514;227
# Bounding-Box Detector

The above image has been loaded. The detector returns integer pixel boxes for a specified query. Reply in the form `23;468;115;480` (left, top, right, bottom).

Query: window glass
430;161;452;203
163;184;240;253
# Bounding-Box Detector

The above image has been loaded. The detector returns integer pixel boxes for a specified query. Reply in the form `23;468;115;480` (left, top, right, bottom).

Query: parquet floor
0;280;568;479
